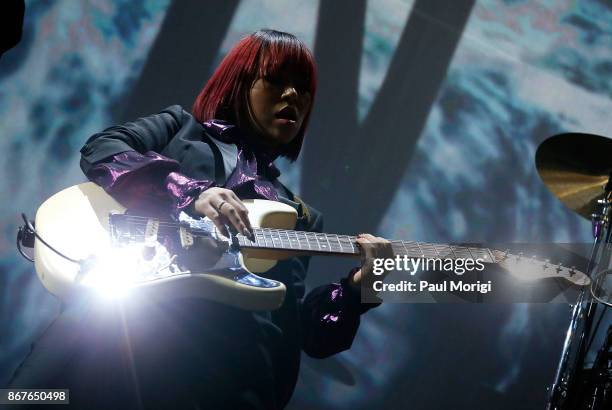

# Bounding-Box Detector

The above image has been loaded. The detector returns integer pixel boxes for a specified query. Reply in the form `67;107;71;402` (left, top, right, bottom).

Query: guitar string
111;218;583;276
118;216;485;249
116;216;497;259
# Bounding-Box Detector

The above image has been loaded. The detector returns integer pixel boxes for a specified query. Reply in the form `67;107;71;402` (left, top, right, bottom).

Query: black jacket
75;105;362;409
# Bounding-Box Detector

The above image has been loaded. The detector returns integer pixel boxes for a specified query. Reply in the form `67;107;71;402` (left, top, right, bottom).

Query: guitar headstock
493;250;590;287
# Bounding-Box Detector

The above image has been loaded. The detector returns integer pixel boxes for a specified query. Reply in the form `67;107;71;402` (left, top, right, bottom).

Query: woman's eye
296;83;309;93
263;75;310;94
264;76;283;86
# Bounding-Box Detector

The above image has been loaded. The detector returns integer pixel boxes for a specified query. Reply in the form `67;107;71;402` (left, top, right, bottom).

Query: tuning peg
517;252;523;260
569;266;576;276
555;263;563;274
543;259;550;268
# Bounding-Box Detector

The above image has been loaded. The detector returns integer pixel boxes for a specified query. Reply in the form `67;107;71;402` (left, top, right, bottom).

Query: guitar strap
291;195;312;228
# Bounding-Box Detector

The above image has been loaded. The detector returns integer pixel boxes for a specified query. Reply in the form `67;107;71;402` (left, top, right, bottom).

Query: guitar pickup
144;219;160;245
179;225;194;249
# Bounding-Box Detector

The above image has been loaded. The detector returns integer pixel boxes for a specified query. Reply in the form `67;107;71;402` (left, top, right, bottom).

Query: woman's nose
281;85;298;101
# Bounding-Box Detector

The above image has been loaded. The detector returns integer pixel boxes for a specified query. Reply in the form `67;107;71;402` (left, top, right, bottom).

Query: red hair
192;29;317;161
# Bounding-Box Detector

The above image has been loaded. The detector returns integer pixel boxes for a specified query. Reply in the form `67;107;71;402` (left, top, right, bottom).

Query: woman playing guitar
8;29;390;409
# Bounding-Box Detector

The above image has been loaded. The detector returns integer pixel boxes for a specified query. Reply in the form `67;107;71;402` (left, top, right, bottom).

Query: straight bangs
256;33;317;99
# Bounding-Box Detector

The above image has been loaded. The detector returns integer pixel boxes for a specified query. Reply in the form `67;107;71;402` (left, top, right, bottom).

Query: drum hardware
538;133;612;409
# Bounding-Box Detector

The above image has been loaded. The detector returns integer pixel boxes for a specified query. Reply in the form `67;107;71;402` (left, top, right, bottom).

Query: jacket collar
202;119;281;179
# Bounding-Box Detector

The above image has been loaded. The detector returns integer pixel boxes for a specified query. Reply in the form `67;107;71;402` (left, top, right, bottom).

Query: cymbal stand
547;189;612;410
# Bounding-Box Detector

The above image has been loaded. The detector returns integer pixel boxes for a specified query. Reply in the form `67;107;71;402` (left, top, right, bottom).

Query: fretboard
236;228;501;263
112;215;503;264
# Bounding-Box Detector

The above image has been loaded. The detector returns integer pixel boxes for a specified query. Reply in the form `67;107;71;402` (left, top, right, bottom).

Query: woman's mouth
275;106;298;123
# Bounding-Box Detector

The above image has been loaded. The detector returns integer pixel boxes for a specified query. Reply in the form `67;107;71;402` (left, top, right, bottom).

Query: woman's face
246;73;312;146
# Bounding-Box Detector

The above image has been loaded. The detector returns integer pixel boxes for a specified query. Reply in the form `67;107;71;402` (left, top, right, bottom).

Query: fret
434;244;453;259
416;242;425;257
397;241;420;258
293;231;302;250
417;242;438;258
466;247;484;259
401;241;409;257
328;234;336;252
297;231;306;250
256;229;263;247
280;230;291;249
264;229;274;249
467;247;494;263
271;229;280;248
342;235;357;254
486;248;497;262
467;247;475;260
329;234;340;252
271;230;281;248
450;246;472;258
325;234;332;252
390;242;406;252
285;231;300;249
307;232;317;250
255;230;265;248
314;233;327;251
349;236;357;254
337;235;346;252
293;231;303;250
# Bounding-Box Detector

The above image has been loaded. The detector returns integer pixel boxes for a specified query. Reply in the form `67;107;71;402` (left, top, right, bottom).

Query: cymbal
536;133;612;219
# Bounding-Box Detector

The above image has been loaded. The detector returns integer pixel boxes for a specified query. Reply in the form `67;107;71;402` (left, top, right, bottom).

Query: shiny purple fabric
86;120;281;215
202;119;282;181
300;268;380;358
223;149;279;201
87;150;214;215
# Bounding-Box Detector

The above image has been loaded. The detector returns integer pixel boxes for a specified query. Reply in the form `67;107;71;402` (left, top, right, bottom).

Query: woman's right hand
193;187;254;240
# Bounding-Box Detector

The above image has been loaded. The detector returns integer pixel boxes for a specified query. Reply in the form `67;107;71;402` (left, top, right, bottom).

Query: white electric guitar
33;183;590;311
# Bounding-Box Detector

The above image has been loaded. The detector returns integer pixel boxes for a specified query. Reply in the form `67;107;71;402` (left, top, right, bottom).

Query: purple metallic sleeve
301;268;381;358
85;150;214;215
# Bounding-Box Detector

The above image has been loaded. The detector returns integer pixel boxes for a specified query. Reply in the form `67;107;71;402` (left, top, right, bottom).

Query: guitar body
34;182;298;310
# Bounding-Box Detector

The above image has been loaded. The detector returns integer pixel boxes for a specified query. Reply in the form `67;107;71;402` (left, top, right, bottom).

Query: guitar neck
236;228;502;263
111;214;502;264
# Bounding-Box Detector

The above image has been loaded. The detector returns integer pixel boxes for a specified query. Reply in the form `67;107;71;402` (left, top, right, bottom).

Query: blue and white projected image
1;1;611;409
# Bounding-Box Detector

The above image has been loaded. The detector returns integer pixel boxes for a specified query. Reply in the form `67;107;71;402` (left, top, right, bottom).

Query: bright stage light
79;242;176;299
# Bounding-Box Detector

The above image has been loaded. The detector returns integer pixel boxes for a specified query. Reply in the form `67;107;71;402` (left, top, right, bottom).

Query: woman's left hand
349;233;394;292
